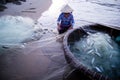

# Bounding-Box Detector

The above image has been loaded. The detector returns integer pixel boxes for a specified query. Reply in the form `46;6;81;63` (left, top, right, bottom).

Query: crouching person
57;4;75;34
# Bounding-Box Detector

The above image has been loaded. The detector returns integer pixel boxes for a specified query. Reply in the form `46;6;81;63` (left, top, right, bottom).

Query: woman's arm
57;13;63;30
71;14;75;28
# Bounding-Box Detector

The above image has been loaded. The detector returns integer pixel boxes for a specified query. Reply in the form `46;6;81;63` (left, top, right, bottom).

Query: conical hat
61;4;73;13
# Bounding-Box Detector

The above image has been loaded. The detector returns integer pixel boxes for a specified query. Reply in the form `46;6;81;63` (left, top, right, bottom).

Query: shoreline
0;0;52;20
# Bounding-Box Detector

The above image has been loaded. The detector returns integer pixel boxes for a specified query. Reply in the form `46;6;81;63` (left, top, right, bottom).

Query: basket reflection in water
63;24;120;80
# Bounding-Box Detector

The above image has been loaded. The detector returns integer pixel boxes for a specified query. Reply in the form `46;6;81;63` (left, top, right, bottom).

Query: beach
0;0;120;80
0;0;52;20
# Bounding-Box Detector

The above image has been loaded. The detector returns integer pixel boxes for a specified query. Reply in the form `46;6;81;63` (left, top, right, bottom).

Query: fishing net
0;15;71;80
69;29;120;80
0;0;120;79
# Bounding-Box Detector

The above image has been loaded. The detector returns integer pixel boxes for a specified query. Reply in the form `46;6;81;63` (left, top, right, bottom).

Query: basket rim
63;26;112;80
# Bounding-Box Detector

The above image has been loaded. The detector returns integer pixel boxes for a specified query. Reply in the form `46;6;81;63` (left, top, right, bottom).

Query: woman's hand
69;26;73;30
57;26;61;30
57;23;61;30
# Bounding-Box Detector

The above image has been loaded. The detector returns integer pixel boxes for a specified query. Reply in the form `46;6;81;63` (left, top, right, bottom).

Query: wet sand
0;37;66;80
0;0;52;20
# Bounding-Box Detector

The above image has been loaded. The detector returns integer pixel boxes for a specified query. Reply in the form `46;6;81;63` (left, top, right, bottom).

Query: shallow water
38;0;120;29
70;32;120;79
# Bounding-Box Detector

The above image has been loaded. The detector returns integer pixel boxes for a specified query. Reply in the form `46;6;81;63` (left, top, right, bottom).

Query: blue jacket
57;13;74;27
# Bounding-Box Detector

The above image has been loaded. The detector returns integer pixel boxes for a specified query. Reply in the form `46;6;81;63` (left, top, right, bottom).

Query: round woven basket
63;24;120;80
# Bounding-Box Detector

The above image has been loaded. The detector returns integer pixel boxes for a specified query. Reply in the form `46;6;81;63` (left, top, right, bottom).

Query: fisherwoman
57;4;75;34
